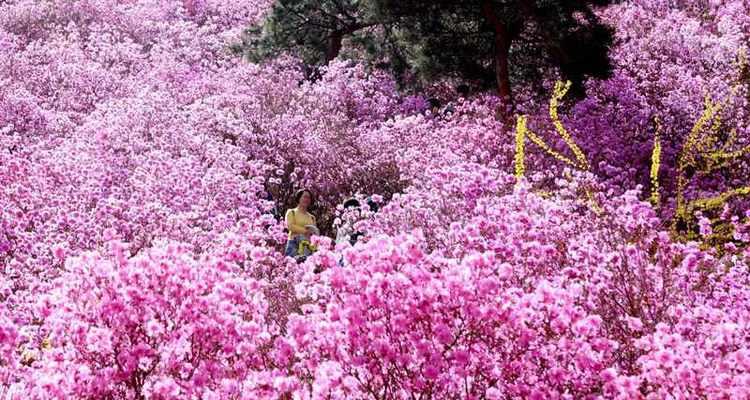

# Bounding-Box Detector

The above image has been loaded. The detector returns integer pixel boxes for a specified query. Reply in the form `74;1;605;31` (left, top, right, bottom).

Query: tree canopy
243;0;617;102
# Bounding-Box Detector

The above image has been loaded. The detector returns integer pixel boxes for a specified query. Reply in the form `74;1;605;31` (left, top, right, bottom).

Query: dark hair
456;84;470;97
366;197;379;212
343;198;360;209
427;97;441;110
293;189;315;207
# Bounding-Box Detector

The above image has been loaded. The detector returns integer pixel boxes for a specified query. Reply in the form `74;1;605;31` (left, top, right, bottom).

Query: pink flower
151;377;181;398
423;364;439;380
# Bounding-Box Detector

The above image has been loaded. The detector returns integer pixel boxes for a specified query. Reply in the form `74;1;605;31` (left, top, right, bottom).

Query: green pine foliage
242;0;617;102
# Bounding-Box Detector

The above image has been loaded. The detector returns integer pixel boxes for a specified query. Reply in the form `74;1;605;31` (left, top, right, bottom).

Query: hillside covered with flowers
1;0;749;398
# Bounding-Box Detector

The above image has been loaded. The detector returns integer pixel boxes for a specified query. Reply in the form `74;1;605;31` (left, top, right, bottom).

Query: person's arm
308;214;319;234
286;210;308;235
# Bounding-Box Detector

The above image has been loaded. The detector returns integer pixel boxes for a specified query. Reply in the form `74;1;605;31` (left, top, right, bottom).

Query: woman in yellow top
284;189;318;258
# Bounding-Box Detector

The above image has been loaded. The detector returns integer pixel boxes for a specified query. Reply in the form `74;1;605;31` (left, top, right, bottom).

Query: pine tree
243;0;616;103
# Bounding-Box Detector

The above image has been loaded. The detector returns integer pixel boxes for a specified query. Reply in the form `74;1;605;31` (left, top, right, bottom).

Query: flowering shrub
290;233;620;399
7;241;290;399
286;167;750;399
2;0;750;398
0;304;19;390
572;0;750;204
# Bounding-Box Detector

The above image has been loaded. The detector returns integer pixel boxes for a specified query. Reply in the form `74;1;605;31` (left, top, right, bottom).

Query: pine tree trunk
325;31;344;64
493;30;513;104
480;0;513;106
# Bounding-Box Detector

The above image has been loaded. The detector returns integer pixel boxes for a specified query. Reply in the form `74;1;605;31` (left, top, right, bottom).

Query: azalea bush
572;0;750;203
2;0;750;399
283;167;750;399
9;241;287;399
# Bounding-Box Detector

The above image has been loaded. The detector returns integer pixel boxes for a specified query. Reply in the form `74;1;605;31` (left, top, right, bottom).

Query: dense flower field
1;0;749;398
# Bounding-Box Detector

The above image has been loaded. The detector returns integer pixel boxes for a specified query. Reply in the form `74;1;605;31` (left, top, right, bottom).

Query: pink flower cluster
572;0;750;204
288;167;750;398
5;240;298;399
2;0;750;398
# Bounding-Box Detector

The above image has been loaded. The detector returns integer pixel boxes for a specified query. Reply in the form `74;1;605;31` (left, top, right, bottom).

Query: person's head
366;197;379;213
294;189;314;210
343;198;360;209
428;97;441;110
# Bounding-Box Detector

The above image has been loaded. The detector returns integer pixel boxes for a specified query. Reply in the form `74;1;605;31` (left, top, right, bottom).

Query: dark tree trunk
323;22;377;65
480;0;514;106
325;31;345;64
492;29;513;103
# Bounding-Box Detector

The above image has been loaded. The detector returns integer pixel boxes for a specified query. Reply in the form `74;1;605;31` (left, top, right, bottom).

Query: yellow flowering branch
515;115;527;180
525;127;579;168
550;80;589;170
512;81;600;213
512;81;587;177
672;57;750;242
650;118;662;206
687;186;750;213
